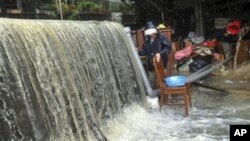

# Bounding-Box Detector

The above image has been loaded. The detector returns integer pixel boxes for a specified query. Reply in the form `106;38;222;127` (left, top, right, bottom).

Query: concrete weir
0;19;147;141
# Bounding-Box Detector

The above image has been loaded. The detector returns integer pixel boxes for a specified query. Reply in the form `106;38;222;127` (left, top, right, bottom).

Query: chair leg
187;84;192;107
183;93;188;116
168;94;172;103
188;88;192;107
159;94;164;112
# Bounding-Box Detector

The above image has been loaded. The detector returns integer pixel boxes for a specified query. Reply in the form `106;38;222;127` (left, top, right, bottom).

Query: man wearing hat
139;21;171;89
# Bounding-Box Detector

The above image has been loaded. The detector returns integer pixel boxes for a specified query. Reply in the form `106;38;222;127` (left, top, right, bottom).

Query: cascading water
0;18;146;141
2;18;250;141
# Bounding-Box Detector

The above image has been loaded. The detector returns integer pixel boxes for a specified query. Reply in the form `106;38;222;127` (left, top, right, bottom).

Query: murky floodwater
103;74;250;141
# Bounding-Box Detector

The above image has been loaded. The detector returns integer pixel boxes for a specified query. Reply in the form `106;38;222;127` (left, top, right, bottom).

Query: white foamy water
103;87;250;141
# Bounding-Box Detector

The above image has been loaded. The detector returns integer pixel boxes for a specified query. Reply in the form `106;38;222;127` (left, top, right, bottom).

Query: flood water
103;72;250;141
1;18;249;141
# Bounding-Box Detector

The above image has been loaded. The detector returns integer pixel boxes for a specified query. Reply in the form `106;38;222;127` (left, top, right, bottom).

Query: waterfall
0;18;146;141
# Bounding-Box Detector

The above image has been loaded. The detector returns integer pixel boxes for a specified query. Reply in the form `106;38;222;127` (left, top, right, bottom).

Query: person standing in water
138;21;171;89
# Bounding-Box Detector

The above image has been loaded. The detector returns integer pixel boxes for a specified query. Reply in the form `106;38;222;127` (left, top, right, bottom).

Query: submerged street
104;72;250;141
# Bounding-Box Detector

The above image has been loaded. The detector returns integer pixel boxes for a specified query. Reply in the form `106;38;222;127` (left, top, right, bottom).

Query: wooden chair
153;56;192;116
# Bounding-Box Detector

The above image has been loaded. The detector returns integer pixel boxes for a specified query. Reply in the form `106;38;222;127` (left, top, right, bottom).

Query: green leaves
77;0;105;12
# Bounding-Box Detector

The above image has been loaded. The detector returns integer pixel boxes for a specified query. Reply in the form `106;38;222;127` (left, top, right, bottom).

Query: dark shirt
213;28;236;43
242;27;250;40
242;32;250;40
138;33;171;71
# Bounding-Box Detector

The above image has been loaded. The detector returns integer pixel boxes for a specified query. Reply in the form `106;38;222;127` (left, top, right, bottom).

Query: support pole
124;27;160;97
233;36;242;70
59;0;63;20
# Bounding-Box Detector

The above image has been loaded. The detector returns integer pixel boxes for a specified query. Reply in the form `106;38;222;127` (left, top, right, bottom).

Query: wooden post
136;29;144;50
233;35;242;70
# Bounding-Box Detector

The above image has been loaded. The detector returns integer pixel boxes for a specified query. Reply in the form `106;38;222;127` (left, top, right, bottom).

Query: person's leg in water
148;70;157;89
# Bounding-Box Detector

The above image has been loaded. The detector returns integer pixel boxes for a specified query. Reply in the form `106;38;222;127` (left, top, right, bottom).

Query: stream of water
0;18;146;141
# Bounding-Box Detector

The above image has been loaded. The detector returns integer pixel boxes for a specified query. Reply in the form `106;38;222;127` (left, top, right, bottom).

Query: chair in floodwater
153;56;192;116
